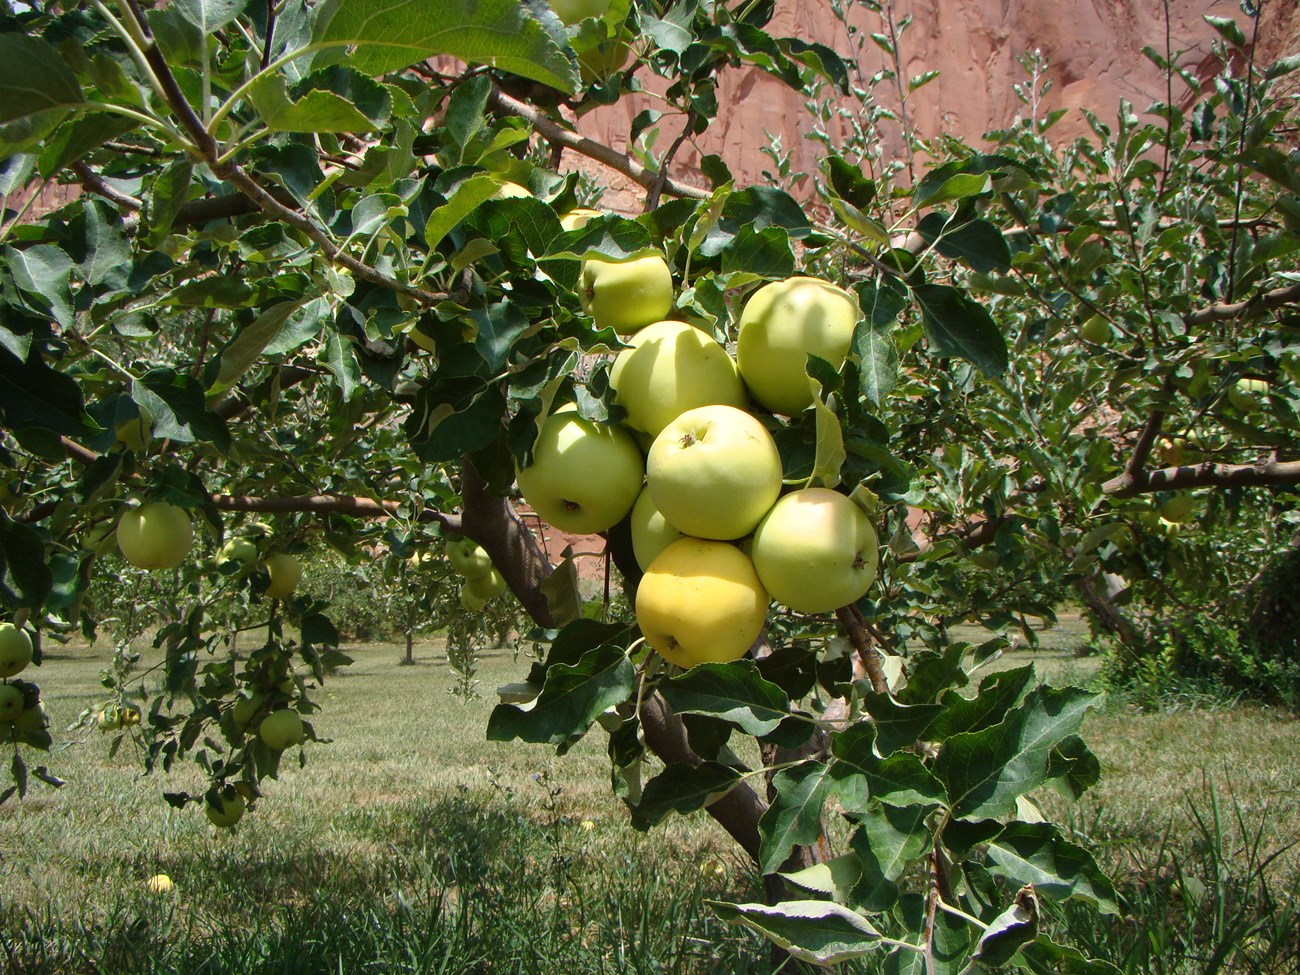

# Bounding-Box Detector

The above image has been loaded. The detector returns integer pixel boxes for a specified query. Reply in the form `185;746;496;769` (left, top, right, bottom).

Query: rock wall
576;0;1297;202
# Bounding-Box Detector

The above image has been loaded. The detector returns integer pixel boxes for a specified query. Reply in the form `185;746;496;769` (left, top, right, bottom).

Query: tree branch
1102;457;1300;497
1183;281;1300;326
837;605;888;694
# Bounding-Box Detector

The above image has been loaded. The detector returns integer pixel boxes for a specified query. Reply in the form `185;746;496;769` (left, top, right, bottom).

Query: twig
72;162;143;212
835;605;888;694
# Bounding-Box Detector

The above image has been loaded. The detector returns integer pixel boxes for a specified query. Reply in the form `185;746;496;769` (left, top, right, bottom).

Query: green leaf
719;225;795;283
249;76;378;133
0;512;53;610
912;283;1008;376
73;202;131;289
133;369;232;449
470;300;529;373
174;0;248;33
407;385;506;464
853;280;905;405
37;113;138;179
973;888;1039;967
830;722;946;809
211;300;307;393
0;344;96;438
858;692;944;756
486;644;634;747
5;244;74;327
540;548;582;627
847;803;932;911
780;853;862;903
933;685;1101;820
1015;937;1123;975
631;761;742;828
986;822;1120;914
661;660;791;737
808;383;846;488
824;154;877;209
0;36;83;127
916;212;1012;273
1203;14;1247;49
927;665;1036;742
759;761;834;874
1045;734;1101;799
311;0;578;93
709;900;885;966
320;331;362;401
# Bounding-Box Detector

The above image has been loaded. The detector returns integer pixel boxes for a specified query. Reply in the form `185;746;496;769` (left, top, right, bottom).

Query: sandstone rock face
576;0;1296;200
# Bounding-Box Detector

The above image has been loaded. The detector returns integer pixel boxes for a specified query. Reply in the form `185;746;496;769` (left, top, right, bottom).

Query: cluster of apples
516;262;881;669
0;622;47;737
447;537;508;611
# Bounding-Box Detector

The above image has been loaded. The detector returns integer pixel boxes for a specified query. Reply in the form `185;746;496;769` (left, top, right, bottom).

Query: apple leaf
809;382;846;488
913;283;1008;377
1018;937;1124;975
916;212;1012;273
925;665;1037;742
133;370;232;449
211;300;307;394
847;803;932;911
718;225;795;284
933;685;1101;820
5;244;74;328
486;644;635;748
708;900;885;966
973;888;1039;967
829;722;947;810
311;0;578;93
779;853;862;903
0;36;83;152
1045;734;1102;800
0;512;52;611
423;175;503;249
985;822;1121;914
630;760;743;828
249;75;378;133
660;660;791;736
857;692;944;756
545;215;654;262
759;761;834;873
0;344;97;438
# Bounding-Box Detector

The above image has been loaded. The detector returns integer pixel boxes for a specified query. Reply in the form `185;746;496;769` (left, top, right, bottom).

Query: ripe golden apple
1228;378;1268;412
736;276;861;415
629;487;685;571
609;320;748;438
446;538;493;579
117;502;194;570
560;208;602;232
750;489;879;613
579;255;674;334
635;538;769;668
646;405;782;541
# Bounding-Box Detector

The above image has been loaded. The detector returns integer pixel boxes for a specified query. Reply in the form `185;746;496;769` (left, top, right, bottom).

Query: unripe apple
259;709;304;750
114;408;153;453
609;320;748;438
1080;314;1114;344
13;699;47;732
515;406;644;534
636;538;769;669
1158;492;1196;524
750;489;879;613
460;587;489;612
579;255;674;334
1228;378;1268;413
646;405;783;541
0;622;33;679
96;707;123;731
262;553;302;600
117;502;194;570
629;487;685;571
446;537;493;579
204;789;245;828
231;691;267;731
218;537;259;567
0;684;23;722
736;276;861;415
465;567;507;601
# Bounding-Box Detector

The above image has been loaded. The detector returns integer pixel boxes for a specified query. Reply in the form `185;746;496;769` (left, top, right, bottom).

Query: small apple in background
204;789;245;828
609;320;748;438
0;684;23;723
515;406;644;534
1228;378;1268;413
117;502;194;570
146;874;174;894
446;537;493;579
466;567;507;601
579;254;674;334
460;587;489;613
96;707;123;732
259;709;304;750
0;622;32;678
1079;314;1114;344
550;0;611;24
736;276;861;415
750;489;879;613
646;404;783;541
629;487;685;572
635;538;769;668
261;553;302;600
1158;491;1195;524
114;407;153;453
560;208;603;232
218;537;258;567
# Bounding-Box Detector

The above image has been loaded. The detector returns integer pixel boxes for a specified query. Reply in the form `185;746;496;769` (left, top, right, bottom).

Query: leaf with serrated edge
661;661;791;735
847;803;932;912
486;646;633;746
709;900;885;966
986;822;1120;914
631;761;741;827
211;301;306;393
830;722;946;811
759;761;833;874
780;854;862;903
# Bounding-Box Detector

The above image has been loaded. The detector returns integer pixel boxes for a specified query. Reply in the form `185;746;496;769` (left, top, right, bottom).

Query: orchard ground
2;619;1298;974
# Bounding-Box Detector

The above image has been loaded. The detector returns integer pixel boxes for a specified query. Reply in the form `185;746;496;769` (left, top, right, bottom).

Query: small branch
1124;374;1175;483
72;162;142;212
120;0;217;158
644;108;698;212
488;88;708;201
1183;281;1300;326
1102;458;1300;498
836;605;888;694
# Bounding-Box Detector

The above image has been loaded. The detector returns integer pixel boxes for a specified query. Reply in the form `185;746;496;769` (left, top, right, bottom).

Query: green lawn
2;628;1297;973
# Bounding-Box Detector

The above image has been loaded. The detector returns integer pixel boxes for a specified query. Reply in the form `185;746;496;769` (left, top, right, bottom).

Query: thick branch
488;88;708;202
212;492;459;532
1102;458;1300;497
1183;281;1300;326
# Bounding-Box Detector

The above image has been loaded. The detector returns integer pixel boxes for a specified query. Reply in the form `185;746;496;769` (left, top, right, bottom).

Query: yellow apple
646;405;783;541
116;502;194;570
0;622;32;679
609;320;748;438
259;709;304;750
262;553;302;600
635;538;769;668
146;874;174;893
579;254;674;334
218;537;258;567
466;567;507;601
491;180;533;200
560;208;603;232
114;408;153;453
551;0;611;23
749;489;879;613
736;276;861;415
1228;378;1268;412
515;406;644;534
629;487;685;571
1079;314;1114;344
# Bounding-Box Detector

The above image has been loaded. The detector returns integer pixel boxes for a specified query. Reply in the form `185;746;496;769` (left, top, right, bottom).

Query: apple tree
10;0;1288;969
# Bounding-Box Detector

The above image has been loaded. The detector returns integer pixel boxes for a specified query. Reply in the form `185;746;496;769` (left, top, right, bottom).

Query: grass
2;626;1298;973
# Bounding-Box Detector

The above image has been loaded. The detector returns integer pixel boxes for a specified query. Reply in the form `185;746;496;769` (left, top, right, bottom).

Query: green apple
750;489;879;613
466;567;507;601
1228;378;1268;412
114;408;152;453
218;537;259;567
551;0;610;23
231;691;267;731
629;487;685;572
0;622;32;679
646;405;783;541
515;406;644;534
117;502;194;570
13;699;47;732
635;538;768;669
262;553;302;600
96;707;123;732
1080;314;1114;344
1158;492;1196;524
609;320;748;438
204;788;245;828
579;255;674;334
560;208;602;232
0;684;23;723
259;709;304;750
460;587;489;612
446;537;493;579
736;276;861;415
